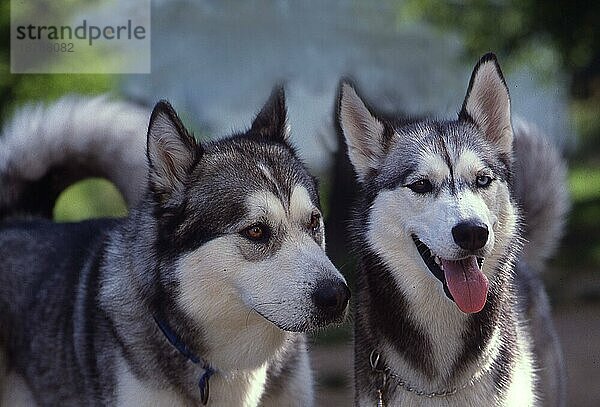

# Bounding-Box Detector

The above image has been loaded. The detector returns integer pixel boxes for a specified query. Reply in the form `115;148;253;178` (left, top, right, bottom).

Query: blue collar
153;315;215;405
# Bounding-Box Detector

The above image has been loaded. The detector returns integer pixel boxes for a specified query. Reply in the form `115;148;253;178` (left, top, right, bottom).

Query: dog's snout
452;221;489;251
312;280;350;316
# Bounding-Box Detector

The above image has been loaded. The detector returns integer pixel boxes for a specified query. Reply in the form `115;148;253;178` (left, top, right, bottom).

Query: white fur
502;322;537;406
115;354;270;407
177;239;288;371
115;357;189;406
289;185;316;224
245;189;288;229
116;352;269;407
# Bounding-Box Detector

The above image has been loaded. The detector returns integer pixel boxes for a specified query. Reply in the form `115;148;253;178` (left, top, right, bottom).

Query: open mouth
411;235;488;314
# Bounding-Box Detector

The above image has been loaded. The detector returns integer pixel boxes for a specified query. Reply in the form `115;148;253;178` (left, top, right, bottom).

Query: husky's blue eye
476;175;493;188
242;224;270;242
407;179;433;194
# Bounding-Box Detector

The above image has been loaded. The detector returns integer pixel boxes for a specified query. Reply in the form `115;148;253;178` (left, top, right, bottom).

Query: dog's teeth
434;256;442;266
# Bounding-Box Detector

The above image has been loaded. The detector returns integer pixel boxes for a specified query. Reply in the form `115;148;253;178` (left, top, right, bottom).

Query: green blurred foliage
571;97;600;158
557;166;600;271
53;178;128;222
397;0;599;86
569;167;600;203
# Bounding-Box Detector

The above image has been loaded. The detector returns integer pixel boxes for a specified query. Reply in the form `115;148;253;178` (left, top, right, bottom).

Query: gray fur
0;95;149;219
512;119;570;270
0;88;349;406
339;53;567;406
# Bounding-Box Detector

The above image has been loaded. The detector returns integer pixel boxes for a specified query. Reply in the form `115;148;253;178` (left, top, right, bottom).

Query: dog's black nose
452;221;489;251
312;280;350;316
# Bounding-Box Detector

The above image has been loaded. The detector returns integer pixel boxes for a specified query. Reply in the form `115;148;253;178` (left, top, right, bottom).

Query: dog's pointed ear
250;85;289;142
459;53;513;154
146;100;200;204
337;81;387;182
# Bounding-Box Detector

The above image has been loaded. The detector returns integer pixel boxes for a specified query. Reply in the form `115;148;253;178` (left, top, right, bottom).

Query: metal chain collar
369;349;483;404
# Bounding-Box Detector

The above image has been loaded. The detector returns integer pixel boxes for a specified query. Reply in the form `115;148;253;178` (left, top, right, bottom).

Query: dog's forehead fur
376;120;510;191
196;138;316;204
177;137;319;240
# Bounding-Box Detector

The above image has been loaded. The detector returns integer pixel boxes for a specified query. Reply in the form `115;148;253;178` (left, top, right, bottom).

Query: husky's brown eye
308;212;321;232
242;224;270;242
407;179;433;194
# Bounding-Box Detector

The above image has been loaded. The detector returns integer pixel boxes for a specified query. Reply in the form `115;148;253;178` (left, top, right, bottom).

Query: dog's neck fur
98;215;293;405
354;248;520;401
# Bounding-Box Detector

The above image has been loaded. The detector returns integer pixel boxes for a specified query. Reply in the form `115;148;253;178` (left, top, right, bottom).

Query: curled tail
0;95;150;220
512;119;570;270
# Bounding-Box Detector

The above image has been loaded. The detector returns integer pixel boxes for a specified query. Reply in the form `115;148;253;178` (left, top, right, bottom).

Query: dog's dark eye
308;212;321;232
476;175;493;188
407;179;433;194
242;224;270;242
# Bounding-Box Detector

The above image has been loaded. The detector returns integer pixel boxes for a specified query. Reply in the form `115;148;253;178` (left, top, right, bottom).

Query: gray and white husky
338;54;568;406
0;87;350;406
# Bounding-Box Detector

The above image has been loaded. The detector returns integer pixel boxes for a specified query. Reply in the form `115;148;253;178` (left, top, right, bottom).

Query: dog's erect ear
250;85;289;142
338;81;387;182
459;53;513;155
146;100;199;204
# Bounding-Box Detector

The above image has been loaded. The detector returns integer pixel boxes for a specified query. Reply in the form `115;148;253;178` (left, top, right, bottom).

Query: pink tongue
442;256;489;313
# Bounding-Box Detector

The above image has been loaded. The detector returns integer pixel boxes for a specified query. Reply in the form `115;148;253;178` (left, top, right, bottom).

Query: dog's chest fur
114;356;269;407
353;252;537;406
361;329;536;407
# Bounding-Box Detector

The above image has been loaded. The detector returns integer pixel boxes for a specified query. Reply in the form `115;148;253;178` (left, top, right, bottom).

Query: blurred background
1;0;598;405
